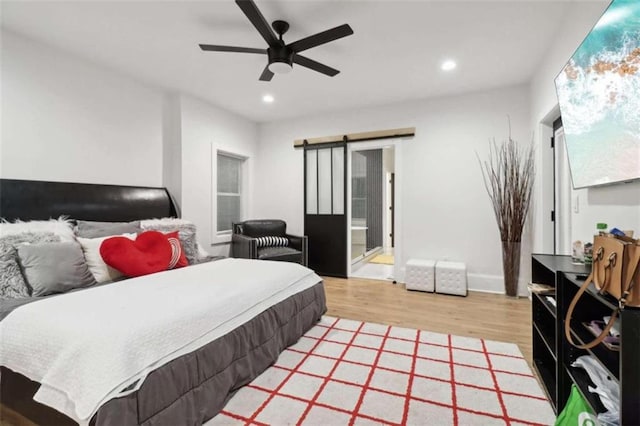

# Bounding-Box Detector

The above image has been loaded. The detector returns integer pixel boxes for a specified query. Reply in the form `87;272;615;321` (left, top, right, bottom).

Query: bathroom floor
350;248;394;281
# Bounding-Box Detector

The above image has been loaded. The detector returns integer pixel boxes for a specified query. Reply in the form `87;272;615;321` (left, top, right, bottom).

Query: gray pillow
18;242;97;297
75;220;141;238
0;232;60;299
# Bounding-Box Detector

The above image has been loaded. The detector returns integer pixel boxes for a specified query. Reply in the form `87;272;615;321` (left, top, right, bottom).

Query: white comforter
0;258;321;423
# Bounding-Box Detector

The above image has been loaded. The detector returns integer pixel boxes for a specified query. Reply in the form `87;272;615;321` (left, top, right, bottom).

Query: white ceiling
1;0;582;123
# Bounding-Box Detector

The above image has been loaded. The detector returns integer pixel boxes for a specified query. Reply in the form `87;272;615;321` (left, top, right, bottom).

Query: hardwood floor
0;276;533;426
324;276;533;364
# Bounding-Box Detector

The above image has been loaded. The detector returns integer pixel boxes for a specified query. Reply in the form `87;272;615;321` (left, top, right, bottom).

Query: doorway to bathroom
349;145;396;281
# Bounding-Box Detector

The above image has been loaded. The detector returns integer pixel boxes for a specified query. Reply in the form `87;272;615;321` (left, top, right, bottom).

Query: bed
0;179;326;426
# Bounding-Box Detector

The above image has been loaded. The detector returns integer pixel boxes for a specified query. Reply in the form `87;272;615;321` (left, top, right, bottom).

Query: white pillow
0;218;76;242
76;233;136;283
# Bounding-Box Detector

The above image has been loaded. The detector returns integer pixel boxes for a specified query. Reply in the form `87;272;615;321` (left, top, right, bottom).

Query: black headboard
0;179;179;222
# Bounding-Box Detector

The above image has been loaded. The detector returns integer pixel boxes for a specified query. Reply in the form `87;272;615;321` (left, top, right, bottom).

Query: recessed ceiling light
262;94;274;103
441;60;457;71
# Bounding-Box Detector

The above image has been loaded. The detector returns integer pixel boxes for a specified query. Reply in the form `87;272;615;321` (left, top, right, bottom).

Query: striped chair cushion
255;236;289;248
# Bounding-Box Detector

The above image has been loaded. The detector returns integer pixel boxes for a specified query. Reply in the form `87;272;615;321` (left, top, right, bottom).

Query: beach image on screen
555;0;640;188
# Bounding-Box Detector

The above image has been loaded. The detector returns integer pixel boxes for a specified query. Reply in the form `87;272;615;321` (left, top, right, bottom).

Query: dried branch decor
478;123;535;296
479;130;535;242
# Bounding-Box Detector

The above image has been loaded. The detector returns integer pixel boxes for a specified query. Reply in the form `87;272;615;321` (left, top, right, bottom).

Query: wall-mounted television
554;0;640;189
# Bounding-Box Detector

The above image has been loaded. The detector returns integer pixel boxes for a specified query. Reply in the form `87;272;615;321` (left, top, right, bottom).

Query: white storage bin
435;261;467;296
405;259;436;292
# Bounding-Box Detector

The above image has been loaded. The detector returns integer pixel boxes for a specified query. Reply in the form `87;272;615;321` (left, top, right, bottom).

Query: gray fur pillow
0;232;60;299
141;219;198;264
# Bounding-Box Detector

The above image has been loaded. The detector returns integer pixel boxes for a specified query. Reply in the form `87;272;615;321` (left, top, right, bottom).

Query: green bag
555;385;600;426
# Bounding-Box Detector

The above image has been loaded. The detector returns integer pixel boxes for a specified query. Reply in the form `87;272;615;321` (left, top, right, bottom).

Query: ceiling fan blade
199;44;266;54
235;0;279;47
259;65;274;81
288;24;353;53
293;55;339;77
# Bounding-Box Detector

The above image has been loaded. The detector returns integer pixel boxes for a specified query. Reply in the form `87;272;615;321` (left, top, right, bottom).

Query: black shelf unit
564;365;607;414
531;254;589;412
531;254;640;425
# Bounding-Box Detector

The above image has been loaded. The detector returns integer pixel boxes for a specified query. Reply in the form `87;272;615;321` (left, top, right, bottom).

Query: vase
502;241;521;297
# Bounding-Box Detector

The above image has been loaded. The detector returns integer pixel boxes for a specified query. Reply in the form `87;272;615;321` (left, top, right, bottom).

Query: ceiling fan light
268;61;293;74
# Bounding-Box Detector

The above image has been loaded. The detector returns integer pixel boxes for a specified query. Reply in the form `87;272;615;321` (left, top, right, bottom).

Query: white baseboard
468;273;530;297
343;258;530;297
468;274;504;294
397;271;529;297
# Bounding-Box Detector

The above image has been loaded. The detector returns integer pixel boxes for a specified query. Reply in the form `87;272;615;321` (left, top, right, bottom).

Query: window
217;152;245;234
305;146;344;215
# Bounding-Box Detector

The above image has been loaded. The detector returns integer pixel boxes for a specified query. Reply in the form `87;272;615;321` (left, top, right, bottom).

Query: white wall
1;31;260;256
255;85;532;294
571;184;640;241
1;30;163;187
162;93;182;209
529;1;640;252
178;95;258;255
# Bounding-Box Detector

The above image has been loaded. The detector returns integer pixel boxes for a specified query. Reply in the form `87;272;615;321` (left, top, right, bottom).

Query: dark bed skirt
1;282;327;426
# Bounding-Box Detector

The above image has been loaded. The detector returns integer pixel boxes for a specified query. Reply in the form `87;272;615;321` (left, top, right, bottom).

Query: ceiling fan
199;0;354;81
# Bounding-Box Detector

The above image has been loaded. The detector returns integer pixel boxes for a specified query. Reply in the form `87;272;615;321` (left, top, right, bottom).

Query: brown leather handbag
565;234;640;349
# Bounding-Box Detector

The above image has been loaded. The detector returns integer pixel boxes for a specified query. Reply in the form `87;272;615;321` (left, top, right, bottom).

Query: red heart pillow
100;231;173;277
166;231;189;269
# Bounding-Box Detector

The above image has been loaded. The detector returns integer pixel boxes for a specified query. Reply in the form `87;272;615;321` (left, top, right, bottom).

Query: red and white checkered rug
207;316;555;426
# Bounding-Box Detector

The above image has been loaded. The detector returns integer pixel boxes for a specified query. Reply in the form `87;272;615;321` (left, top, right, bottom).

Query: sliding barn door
304;143;347;277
